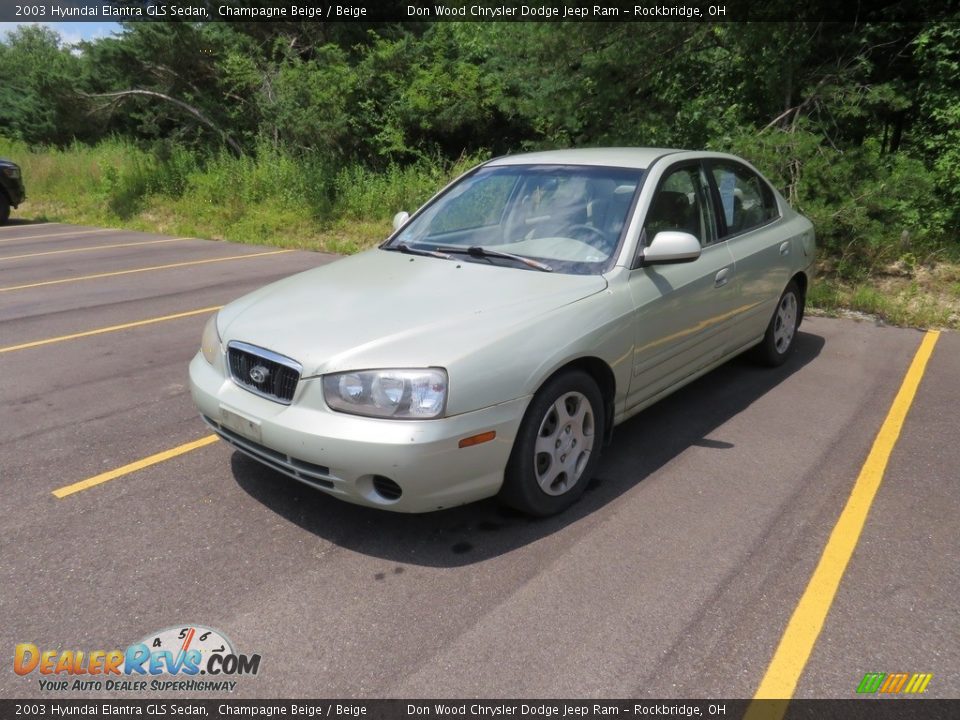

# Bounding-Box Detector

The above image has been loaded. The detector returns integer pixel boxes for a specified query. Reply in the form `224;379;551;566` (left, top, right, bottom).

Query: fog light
372;476;402;501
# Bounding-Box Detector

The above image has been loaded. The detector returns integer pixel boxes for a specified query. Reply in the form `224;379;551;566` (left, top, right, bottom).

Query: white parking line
0;222;58;233
0;237;191;262
0;227;117;243
0;249;294;293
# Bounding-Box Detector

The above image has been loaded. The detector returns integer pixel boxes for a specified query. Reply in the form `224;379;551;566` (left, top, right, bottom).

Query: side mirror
392;211;410;232
641;231;701;265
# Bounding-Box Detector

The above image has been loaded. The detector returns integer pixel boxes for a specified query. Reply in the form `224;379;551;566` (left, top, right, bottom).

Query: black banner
2;700;959;720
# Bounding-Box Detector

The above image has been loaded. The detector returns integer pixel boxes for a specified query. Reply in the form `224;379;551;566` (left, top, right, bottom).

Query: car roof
485;147;682;170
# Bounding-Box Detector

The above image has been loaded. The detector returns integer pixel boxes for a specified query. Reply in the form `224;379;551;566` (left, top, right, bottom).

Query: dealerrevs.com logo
14;625;261;693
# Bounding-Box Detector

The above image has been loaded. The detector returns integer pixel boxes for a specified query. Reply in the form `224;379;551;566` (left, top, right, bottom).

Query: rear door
706;160;791;347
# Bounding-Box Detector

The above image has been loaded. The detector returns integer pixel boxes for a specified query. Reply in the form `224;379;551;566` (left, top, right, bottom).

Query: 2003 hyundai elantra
189;148;815;515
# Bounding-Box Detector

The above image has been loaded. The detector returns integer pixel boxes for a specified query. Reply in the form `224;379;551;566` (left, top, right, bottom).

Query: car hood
219;248;607;377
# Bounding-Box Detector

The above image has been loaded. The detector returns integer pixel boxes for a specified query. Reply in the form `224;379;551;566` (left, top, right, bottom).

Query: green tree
914;21;960;230
0;26;86;144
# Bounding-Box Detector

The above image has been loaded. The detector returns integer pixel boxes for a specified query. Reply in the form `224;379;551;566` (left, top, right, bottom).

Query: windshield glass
386;164;644;274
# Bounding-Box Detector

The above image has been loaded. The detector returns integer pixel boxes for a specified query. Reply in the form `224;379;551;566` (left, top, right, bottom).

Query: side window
643;165;714;247
710;163;779;237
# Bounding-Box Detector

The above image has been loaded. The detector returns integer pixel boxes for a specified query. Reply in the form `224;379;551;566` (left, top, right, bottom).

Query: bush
332;153;487;220
716;127;955;277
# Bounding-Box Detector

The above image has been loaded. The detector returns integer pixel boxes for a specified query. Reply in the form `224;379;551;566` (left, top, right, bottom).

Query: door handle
780;241;791;256
714;267;730;288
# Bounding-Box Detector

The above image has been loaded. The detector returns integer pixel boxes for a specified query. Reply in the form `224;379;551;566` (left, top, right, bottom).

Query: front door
625;163;738;412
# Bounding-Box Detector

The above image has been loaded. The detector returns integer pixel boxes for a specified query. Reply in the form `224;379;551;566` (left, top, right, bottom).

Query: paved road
1;222;956;701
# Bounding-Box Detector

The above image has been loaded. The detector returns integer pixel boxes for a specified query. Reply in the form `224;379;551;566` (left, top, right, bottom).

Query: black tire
0;194;9;225
499;369;606;516
753;280;802;367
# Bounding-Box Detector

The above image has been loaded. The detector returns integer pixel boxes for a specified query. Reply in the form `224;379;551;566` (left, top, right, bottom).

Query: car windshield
385;164;644;274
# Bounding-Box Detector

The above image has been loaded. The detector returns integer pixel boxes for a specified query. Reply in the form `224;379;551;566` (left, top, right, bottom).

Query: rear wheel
753;280;802;367
0;194;10;225
499;370;605;516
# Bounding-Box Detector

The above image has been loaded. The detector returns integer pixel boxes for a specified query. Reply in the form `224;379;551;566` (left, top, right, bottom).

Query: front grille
227;341;301;404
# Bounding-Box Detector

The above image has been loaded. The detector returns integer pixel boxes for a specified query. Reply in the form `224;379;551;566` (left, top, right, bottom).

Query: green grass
1;136;482;254
807;272;960;330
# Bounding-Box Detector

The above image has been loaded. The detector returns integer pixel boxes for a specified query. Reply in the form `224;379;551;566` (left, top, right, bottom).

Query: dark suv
0;159;26;224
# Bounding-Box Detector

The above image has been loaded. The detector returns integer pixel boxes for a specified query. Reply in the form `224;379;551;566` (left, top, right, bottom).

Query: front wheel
499;370;605;516
0;194;9;225
753;280;802;367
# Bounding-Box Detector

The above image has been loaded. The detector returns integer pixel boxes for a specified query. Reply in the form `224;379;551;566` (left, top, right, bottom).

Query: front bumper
189;353;529;513
1;178;25;206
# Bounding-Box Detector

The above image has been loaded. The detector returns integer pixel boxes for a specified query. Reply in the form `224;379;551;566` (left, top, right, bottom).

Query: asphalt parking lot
1;221;957;700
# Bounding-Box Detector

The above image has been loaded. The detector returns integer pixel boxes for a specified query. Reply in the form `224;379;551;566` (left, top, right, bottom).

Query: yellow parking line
0;249;293;292
53;435;220;498
745;330;940;719
0;237;191;261
0;306;222;354
0;227;115;242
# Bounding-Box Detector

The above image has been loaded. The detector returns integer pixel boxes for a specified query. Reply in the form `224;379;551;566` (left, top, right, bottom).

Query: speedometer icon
137;625;234;673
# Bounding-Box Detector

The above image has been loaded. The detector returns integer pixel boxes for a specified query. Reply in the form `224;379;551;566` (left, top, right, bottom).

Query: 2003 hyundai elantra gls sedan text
189;148;815;516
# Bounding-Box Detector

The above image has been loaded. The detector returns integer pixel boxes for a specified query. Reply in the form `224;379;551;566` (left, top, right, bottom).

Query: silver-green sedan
189;148;815;515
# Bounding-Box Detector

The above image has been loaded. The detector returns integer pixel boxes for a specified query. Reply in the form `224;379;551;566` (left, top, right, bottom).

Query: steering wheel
566;224;609;250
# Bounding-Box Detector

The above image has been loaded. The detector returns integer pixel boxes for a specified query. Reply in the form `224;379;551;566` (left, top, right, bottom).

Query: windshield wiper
434;245;553;272
391;243;454;260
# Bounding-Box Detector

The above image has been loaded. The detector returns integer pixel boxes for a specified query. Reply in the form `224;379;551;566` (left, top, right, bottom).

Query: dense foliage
1;17;959;268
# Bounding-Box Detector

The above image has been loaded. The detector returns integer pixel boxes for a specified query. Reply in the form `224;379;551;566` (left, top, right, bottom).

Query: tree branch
762;106;799;131
80;89;243;156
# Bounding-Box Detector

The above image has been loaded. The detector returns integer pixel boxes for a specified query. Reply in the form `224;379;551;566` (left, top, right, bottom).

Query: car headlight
322;368;447;419
1;166;20;179
200;312;222;365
